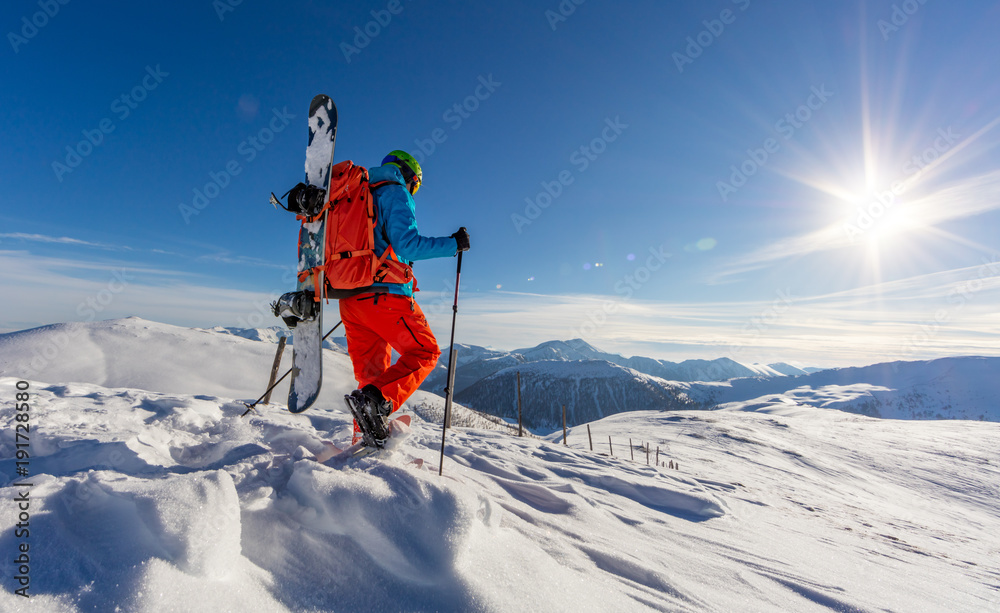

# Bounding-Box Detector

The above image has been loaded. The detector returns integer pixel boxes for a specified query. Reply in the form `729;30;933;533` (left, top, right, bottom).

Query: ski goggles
408;176;422;196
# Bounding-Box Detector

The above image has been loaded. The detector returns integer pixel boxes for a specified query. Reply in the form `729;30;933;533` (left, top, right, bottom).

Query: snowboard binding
272;290;320;329
271;182;327;217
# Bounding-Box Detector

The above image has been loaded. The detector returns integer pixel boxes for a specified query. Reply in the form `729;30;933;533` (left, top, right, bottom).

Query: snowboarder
342;150;470;445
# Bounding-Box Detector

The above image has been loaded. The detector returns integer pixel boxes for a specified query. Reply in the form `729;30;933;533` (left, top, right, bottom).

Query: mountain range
193;326;1000;428
419;338;817;397
5;319;994;433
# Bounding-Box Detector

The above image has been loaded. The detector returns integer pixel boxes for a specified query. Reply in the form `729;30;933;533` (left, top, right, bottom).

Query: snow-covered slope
452;355;1000;428
205;325;291;345
204;324;347;353
507;339;790;380
689;356;1000;421
512;338;610;362
0;317;486;423
2;377;997;612
764;361;810;376
0;317;352;411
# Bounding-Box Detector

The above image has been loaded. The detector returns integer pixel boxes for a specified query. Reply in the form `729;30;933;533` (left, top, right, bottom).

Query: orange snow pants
339;292;441;414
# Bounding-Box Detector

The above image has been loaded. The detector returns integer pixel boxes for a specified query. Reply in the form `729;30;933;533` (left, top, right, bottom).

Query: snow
455;353;1000;428
765;361;810;377
0;318;352;411
689;356;1000;421
1;318;998;611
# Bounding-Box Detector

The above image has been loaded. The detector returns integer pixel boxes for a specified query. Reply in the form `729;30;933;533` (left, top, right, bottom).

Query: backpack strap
370;180;397;192
369;179;403;258
368;179;414;285
296;268;324;300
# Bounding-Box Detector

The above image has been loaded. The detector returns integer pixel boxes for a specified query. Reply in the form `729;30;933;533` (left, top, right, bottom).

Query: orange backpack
297;160;413;299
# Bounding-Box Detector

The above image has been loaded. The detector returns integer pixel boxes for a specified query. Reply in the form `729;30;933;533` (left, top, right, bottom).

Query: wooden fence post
562;404;567;445
629;438;634;461
645;443;649;465
656;446;660;466
609;436;613;456
262;336;287;405
587;424;593;451
516;371;523;437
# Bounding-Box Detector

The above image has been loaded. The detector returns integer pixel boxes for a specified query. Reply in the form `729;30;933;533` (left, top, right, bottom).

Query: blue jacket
367;163;457;297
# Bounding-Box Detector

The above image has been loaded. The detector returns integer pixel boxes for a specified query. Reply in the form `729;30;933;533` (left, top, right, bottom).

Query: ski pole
241;320;343;416
439;246;464;476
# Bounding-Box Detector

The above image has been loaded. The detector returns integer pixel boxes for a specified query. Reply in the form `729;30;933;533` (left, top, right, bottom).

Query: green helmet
382;150;423;194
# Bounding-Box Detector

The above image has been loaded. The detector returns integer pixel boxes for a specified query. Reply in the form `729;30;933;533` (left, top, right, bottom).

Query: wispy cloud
0;231;294;273
0;251;282;333
431;263;1000;367
0;233;126;251
196;252;289;270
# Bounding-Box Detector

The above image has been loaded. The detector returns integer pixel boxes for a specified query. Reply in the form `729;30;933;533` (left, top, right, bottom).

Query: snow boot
344;385;393;447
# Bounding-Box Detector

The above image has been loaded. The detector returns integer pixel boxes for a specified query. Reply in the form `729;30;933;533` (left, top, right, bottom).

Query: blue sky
2;0;999;367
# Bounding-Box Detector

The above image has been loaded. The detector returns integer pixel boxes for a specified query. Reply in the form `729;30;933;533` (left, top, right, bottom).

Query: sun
861;203;918;248
842;187;909;243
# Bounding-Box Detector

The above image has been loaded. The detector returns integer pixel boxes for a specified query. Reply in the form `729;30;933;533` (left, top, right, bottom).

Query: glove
452;227;470;252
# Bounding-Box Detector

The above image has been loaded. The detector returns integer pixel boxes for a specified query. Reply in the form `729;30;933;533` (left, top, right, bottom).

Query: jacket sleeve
381;185;457;262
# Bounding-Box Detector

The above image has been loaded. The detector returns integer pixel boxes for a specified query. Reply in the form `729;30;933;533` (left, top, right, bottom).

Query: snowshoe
344;385;393;448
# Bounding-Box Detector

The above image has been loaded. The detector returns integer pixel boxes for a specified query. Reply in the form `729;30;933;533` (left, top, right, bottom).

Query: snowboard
288;94;338;413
